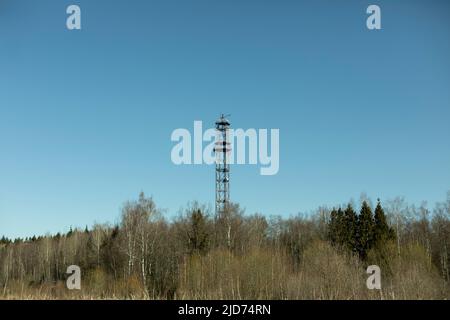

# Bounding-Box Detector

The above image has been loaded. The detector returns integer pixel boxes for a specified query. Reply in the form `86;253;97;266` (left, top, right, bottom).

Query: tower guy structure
214;114;231;217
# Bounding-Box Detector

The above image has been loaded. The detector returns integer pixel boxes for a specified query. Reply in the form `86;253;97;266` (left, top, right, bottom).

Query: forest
1;192;449;300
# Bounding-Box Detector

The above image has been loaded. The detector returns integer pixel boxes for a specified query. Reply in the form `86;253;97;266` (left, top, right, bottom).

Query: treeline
328;200;396;259
1;192;450;299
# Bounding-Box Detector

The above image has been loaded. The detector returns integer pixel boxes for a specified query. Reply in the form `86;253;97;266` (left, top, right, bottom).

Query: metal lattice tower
214;114;231;217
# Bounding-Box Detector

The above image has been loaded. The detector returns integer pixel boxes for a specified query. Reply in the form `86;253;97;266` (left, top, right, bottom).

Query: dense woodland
1;192;450;299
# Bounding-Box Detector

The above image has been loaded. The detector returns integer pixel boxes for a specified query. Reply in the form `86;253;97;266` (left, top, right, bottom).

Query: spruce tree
373;199;395;247
328;209;339;245
343;204;358;253
335;207;346;246
188;209;209;255
328;207;351;250
357;201;374;259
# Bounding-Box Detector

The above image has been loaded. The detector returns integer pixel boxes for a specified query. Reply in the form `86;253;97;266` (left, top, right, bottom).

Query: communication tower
214;114;231;217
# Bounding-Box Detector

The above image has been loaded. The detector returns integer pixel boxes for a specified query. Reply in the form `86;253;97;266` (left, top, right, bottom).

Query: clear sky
1;0;449;238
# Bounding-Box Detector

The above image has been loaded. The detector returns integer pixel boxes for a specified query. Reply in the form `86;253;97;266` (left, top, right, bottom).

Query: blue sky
0;0;449;238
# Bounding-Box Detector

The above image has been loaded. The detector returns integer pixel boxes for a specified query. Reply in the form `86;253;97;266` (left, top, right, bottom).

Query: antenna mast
214;114;231;217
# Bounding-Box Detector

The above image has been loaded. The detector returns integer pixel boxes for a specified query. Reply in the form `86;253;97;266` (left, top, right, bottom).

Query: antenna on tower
214;114;231;217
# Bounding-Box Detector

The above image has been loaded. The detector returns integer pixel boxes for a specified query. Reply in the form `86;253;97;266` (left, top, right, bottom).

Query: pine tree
357;201;375;259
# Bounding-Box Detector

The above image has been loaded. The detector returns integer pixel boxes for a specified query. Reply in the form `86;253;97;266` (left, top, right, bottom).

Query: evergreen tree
335;208;345;246
373;199;395;247
357;201;374;259
343;204;358;253
67;226;73;237
328;208;339;245
328;208;346;247
188;209;209;255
